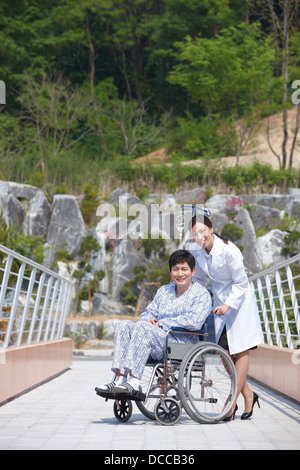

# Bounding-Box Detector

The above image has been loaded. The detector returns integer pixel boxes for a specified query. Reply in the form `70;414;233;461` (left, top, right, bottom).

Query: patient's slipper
114;383;146;401
95;382;116;396
114;382;136;393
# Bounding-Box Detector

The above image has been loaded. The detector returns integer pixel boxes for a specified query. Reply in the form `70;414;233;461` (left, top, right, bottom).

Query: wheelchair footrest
95;387;146;402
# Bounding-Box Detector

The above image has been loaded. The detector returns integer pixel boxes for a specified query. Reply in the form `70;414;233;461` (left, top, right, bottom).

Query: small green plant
120;266;147;306
97;323;106;340
281;231;300;257
78;235;100;261
221;223;243;242
141;236;168;261
80;184;100;225
69;329;88;349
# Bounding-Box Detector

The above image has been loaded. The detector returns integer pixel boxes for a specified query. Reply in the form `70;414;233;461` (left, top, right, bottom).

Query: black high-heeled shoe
222;405;238;422
241;392;260;420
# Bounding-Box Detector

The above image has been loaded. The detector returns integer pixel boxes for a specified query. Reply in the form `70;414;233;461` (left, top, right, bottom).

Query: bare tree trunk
281;0;291;168
289;104;300;167
85;9;95;96
261;0;300;168
266;116;282;167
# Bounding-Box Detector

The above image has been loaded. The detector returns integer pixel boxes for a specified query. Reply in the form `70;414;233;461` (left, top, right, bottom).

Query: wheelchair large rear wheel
178;344;237;424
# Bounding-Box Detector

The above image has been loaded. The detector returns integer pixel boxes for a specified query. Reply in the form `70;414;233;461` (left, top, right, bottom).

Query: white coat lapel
190;243;209;276
206;236;224;280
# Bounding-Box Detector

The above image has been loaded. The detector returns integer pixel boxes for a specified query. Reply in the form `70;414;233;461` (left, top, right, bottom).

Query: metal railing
0;244;73;348
249;253;300;350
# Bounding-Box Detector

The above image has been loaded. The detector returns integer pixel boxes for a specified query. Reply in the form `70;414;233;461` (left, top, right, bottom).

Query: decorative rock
92;293;127;316
96;216;129;240
111;240;142;298
108;188;142;207
256;229;288;267
209;210;229;234
0;181;23;229
234;207;262;274
103;318;121;339
248;204;282;231
175;188;206;204
23;190;51;238
46;194;86;259
205;194;233;212
256;194;291;210
286;198;300;218
89;229;109;294
288;188;300;199
5;181;38;201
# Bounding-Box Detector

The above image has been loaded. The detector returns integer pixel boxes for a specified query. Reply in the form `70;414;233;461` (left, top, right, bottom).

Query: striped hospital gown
112;281;211;379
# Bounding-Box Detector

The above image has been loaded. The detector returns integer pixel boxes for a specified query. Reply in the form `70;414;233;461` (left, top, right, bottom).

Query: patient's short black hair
168;250;195;271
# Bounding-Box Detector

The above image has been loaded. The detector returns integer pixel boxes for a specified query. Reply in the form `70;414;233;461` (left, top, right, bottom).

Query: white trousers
112;320;168;379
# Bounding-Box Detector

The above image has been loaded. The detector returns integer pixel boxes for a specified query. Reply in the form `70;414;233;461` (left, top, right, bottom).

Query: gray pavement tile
0;356;299;451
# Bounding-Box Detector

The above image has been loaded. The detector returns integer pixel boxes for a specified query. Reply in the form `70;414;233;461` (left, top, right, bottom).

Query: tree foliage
0;0;299;189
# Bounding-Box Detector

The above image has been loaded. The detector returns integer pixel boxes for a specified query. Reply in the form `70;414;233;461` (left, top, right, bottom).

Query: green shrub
221;223;243;242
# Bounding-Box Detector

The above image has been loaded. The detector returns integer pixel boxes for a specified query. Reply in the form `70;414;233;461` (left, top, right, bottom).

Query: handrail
0;244;70;282
249;254;300;350
249;253;300;280
0;244;74;348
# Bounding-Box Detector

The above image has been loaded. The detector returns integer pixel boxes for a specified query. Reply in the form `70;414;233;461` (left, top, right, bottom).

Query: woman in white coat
189;214;263;420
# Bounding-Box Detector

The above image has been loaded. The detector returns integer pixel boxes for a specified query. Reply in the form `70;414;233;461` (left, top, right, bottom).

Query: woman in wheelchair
96;250;212;399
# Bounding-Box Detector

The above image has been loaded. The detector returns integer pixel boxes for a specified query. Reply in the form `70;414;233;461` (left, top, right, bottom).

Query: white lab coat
190;235;263;355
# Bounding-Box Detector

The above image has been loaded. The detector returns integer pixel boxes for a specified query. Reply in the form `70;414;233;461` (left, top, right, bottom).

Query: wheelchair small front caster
113;399;133;422
154;398;182;425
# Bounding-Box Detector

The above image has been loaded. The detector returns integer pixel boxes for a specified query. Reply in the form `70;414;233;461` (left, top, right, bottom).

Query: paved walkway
0;355;299;451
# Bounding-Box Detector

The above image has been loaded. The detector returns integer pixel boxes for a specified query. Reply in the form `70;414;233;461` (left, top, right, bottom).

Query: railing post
43;278;60;342
275;270;293;348
0;255;13;312
26;272;46;345
36;276;54;343
3;262;26;347
16;267;37;346
286;265;300;341
256;277;272;346
57;283;73;339
265;274;282;347
50;280;65;341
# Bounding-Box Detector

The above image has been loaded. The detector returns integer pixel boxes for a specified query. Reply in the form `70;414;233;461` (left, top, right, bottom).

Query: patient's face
170;261;195;289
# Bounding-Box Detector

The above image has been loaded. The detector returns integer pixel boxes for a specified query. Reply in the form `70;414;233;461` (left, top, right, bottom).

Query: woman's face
191;222;214;250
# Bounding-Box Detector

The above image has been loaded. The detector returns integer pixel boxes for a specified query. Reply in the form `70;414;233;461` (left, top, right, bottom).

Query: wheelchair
96;324;238;426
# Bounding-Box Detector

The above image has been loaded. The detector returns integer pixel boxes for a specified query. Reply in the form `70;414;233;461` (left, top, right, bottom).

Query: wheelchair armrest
170;326;208;336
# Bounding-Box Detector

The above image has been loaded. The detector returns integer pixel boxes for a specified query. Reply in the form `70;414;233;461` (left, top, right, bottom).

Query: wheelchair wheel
178;343;237;424
136;364;165;420
136;363;179;420
154;398;182;426
113;399;133;422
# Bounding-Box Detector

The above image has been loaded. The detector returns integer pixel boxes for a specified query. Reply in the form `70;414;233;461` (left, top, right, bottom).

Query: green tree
250;0;300;169
168;23;277;163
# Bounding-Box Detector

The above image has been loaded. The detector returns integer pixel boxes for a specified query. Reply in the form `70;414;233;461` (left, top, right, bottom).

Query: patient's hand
146;319;159;326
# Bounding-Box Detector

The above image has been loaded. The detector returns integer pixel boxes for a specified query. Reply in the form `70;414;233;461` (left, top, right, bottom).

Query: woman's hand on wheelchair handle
213;304;230;316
